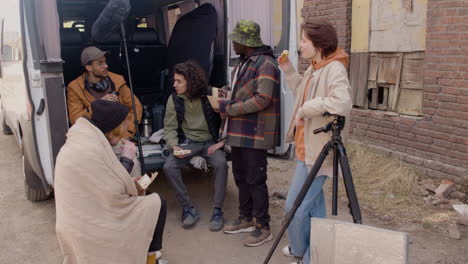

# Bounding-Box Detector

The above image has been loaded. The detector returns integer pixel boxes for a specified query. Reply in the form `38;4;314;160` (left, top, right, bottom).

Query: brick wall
348;0;468;182
300;0;352;72
302;0;468;182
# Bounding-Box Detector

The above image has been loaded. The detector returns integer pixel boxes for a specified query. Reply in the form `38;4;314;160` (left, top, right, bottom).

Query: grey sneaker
244;225;273;247
223;217;255;234
209;208;224;232
182;207;199;228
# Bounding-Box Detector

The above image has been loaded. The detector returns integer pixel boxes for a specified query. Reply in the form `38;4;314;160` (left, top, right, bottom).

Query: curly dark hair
174;61;208;98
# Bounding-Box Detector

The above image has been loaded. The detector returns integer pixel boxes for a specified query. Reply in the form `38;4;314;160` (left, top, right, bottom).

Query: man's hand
120;139;137;160
215;98;229;115
218;87;228;98
101;94;119;102
207;141;225;155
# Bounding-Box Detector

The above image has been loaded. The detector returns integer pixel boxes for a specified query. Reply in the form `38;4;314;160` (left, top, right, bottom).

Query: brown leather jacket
67;72;143;137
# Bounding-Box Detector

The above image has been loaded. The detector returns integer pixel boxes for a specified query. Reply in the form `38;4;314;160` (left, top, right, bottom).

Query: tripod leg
332;144;338;216
337;144;362;224
263;142;333;264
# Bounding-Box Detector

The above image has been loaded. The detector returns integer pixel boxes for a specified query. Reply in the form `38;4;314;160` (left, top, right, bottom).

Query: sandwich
279;50;289;63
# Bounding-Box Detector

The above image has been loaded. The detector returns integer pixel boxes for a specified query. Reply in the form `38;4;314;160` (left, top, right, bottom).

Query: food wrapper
135;172;158;191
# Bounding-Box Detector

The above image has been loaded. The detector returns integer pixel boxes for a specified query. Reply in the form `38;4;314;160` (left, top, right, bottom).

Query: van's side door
227;0;296;156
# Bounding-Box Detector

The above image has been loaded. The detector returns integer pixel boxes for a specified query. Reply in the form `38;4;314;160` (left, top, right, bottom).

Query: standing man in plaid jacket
219;20;281;247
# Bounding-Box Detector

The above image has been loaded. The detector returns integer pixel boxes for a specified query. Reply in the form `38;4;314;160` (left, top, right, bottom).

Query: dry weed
341;142;447;226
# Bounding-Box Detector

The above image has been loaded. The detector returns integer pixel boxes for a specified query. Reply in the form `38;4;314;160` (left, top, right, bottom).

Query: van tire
2;117;13;135
23;155;51;201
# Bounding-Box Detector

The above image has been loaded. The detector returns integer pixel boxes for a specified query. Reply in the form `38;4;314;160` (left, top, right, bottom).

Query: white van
0;0;300;201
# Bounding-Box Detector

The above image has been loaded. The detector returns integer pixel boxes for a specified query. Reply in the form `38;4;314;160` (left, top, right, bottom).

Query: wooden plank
369;0;427;52
311;218;408;264
357;53;370;106
368;87;378;109
390;53;404;111
397;89;423;116
368;54;379;81
350;53;370;107
351;0;371;52
350;53;361;105
377;53;402;84
367;80;377;111
387;84;397;109
377;86;389;111
400;52;425;90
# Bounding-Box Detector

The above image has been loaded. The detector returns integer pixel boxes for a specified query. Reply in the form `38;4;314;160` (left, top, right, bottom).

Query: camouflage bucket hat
228;20;264;48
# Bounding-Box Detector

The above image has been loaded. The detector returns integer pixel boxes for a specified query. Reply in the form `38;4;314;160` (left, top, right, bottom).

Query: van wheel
2;117;13;135
23;155;51;201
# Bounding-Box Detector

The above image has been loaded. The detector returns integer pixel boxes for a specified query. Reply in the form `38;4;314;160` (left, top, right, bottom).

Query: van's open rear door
21;0;68;189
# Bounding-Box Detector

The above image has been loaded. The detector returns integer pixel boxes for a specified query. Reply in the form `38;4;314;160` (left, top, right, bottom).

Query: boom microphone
91;0;131;42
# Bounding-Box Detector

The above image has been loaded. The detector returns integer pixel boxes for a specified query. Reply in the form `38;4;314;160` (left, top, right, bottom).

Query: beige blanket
54;118;161;264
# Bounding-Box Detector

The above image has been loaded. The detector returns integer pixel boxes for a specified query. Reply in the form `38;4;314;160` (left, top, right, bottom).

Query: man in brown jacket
67;46;142;138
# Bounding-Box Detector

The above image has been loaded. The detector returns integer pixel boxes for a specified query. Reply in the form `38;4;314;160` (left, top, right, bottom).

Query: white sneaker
289;261;303;264
282;245;294;257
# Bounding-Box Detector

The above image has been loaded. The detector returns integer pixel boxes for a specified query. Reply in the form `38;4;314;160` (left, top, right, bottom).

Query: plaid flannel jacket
219;50;281;150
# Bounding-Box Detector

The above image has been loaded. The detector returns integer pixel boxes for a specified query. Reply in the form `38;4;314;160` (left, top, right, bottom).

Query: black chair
129;28;167;105
165;3;218;102
60;28;85;86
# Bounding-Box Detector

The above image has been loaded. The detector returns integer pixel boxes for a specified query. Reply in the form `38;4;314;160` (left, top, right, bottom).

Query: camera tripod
264;113;362;264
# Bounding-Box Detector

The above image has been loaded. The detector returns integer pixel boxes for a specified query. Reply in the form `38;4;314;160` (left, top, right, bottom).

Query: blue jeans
285;161;327;264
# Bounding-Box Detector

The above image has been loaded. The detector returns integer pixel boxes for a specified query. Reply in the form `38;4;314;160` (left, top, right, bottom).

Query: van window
0;19;22;63
137;18;148;28
63;20;85;32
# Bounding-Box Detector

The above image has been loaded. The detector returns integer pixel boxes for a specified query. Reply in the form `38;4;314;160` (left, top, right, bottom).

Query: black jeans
231;147;270;226
148;197;167;252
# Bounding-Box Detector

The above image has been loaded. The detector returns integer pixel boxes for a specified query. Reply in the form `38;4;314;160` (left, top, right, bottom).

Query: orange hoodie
295;48;349;161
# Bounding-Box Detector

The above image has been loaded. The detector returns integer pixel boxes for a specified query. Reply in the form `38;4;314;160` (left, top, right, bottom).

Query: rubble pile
417;179;468;239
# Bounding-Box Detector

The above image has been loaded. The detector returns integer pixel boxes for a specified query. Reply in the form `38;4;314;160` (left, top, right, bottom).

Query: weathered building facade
300;0;467;182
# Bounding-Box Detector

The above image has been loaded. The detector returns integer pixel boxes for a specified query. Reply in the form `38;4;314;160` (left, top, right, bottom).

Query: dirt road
0;121;466;264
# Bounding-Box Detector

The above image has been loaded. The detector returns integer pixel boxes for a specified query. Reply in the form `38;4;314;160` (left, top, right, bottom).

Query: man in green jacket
163;61;227;231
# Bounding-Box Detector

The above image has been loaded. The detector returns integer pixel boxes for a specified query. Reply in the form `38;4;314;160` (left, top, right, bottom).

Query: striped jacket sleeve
219;60;279;117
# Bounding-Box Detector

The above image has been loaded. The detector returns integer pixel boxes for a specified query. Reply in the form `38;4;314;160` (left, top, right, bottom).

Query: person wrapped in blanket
54;100;167;264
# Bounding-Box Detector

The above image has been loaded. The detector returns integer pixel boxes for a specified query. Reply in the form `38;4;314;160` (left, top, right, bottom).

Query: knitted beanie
91;100;129;134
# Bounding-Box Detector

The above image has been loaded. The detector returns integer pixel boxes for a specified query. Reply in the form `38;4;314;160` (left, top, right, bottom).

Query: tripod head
313;112;346;135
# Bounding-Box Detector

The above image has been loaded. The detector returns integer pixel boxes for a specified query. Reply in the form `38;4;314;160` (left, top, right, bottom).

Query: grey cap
80;46;108;66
